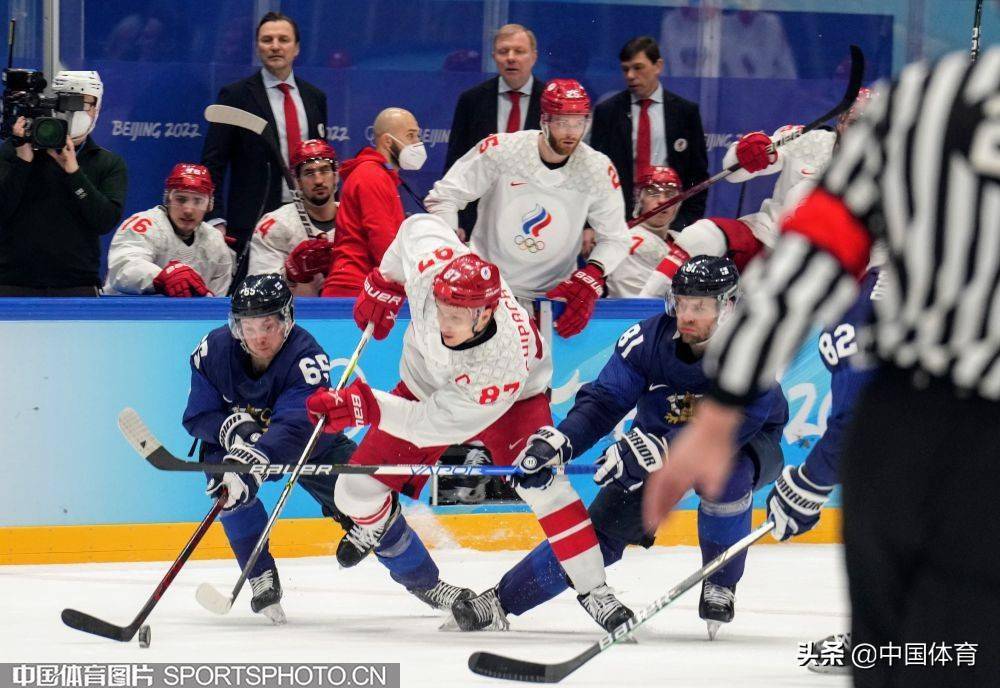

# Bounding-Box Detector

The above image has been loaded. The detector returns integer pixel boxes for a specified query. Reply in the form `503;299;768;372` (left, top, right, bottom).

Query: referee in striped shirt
645;46;999;687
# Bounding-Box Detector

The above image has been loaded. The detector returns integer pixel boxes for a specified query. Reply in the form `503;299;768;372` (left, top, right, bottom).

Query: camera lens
31;117;68;148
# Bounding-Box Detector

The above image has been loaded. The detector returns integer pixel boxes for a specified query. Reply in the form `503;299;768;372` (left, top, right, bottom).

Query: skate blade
438;613;460;631
259;603;287;626
706;620;722;641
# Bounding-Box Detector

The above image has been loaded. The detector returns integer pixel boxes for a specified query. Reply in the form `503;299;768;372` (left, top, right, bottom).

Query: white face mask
390;135;427;171
64;110;97;140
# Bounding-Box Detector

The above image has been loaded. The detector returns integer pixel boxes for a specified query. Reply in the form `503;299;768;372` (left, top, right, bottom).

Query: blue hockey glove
513;426;573;491
206;438;269;510
766;465;834;541
594;428;665;492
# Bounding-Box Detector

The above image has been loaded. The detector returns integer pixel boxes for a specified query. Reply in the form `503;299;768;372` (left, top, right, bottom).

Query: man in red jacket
321;107;425;297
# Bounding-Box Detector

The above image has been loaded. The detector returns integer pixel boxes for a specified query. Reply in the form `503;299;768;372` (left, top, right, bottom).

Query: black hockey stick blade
469;645;600;684
61;608;135;642
801;44;865;131
469;522;775;683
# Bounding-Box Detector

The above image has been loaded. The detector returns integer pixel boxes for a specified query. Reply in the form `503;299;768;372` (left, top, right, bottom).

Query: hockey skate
408;579;474;611
577;584;635;633
699;581;735;640
336;499;400;568
450;586;510;631
806;632;852;674
249;566;286;625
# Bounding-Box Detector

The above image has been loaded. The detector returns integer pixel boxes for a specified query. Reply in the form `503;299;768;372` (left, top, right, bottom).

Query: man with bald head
322;107;426;296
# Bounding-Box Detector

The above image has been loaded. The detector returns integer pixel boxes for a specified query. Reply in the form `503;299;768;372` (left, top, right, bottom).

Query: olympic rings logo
514;235;546;253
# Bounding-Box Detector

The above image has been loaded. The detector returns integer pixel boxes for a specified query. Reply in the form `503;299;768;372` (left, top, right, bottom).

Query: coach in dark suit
591;36;708;229
201;11;327;254
444;24;544;237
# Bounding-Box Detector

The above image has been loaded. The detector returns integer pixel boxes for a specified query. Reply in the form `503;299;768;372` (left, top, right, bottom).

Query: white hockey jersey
424;130;630;298
606;225;678;298
724;125;837;247
104;206;234;295
374;213;553;448
247;202;336;278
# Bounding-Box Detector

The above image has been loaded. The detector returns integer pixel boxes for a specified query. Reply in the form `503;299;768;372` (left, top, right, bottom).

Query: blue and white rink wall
0;298;838;564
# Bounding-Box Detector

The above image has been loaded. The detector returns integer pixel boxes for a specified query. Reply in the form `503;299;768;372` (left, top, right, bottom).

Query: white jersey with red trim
247;201;336;278
724;125;837;247
374;213;552;448
424;130;630;298
104;206;234;295
606;225;679;298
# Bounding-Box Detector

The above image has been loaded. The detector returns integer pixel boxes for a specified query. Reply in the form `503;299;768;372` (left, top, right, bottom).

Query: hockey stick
971;0;984;62
203;105;324;286
118;410;595;477
60;490;228;642
627;45;864;229
194;324;373;615
468;520;775;683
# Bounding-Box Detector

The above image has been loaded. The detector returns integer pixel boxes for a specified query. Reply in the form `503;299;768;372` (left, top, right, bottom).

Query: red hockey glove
285;238;333;283
354;269;406;340
153;261;210;297
545;263;605;338
735;131;777;173
306;379;381;433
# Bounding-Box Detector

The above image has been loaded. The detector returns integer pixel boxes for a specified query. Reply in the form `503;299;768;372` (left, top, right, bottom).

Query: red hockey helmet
635;166;682;193
165;163;214;196
541;78;591;116
291;138;338;173
433;254;502;309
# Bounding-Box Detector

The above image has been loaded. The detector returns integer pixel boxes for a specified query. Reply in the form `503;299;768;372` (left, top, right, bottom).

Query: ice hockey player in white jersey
425;78;630;338
248;139;339;296
606;166;683;297
104;163;233;296
639;88;873;298
305;213;630;628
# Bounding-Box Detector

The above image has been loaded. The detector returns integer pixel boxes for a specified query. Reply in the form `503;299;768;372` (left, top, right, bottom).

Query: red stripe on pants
549;526;600;561
538;500;590;537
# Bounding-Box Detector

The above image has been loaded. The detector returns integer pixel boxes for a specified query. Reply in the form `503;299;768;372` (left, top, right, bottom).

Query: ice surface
3;545;850;686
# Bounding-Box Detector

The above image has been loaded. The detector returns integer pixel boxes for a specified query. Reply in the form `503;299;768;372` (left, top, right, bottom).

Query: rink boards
0;298;837;563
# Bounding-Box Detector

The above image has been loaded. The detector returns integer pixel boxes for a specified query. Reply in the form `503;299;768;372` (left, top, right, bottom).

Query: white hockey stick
203;104;321;240
194;323;374;616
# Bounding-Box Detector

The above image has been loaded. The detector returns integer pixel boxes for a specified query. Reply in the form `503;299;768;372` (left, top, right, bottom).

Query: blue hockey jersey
559;312;789;458
801;266;882;486
182;325;337;471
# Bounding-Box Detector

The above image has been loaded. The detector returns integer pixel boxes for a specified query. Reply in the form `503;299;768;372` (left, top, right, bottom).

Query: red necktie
635;98;653;177
505;91;522;133
277;82;302;165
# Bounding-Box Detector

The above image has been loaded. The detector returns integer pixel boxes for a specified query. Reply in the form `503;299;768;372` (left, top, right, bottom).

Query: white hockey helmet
51;71;103;140
51;70;104;107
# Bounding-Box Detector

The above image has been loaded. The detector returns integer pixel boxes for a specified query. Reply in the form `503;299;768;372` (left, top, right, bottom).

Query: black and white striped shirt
707;46;1000;403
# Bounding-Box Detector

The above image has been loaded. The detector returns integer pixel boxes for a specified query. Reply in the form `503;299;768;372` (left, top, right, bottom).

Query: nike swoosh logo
510;181;528;187
648;384;668;391
800;168;814;175
508;438;526;450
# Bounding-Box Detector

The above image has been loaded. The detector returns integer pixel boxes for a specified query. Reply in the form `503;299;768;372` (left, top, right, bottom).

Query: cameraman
0;70;127;296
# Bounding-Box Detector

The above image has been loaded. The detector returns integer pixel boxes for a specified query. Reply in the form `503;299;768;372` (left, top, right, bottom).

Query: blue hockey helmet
228;273;294;344
668;255;740;327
